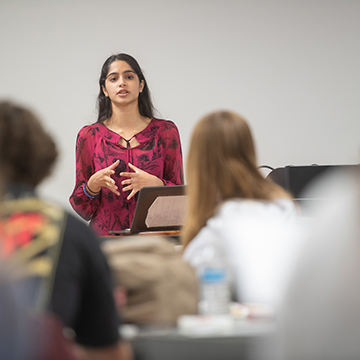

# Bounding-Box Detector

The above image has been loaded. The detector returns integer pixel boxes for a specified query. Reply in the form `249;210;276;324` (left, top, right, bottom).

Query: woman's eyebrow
106;72;118;79
106;70;135;79
122;70;135;75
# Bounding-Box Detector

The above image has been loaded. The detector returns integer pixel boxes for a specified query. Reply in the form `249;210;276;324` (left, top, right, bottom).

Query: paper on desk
145;195;187;228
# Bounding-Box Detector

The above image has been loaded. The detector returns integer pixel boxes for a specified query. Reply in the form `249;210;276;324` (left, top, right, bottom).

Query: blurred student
182;110;300;307
0;265;85;360
276;167;360;360
0;101;132;360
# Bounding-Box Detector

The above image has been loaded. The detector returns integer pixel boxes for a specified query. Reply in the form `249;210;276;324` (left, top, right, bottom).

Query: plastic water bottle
197;244;231;315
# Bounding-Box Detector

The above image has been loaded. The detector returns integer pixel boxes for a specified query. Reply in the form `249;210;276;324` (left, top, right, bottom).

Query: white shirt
183;198;301;307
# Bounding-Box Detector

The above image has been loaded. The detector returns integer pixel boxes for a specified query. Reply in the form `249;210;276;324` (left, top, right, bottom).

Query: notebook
108;185;187;236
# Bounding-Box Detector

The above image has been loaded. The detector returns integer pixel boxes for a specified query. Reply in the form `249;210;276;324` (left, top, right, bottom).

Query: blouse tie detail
123;135;136;171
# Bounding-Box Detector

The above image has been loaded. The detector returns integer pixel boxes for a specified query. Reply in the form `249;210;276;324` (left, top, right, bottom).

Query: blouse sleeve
69;126;101;221
160;121;184;186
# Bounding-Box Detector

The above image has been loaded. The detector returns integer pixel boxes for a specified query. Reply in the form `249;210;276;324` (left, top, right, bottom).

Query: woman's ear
102;85;108;97
139;80;145;93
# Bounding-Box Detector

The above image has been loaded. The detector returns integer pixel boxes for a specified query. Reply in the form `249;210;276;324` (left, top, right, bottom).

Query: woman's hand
120;163;164;200
87;160;120;196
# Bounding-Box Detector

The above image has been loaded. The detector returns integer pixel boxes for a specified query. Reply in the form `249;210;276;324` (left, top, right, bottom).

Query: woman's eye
109;77;118;82
126;75;134;80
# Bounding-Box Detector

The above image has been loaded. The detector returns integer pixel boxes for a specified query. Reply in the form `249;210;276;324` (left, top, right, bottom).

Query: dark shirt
1;186;120;347
50;212;121;347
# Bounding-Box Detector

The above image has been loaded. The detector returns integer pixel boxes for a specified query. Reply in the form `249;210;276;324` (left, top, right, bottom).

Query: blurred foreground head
0;101;58;189
275;169;360;360
183;110;290;246
186;110;259;200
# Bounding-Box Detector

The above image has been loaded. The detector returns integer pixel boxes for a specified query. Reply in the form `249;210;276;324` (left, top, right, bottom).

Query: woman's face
102;60;144;108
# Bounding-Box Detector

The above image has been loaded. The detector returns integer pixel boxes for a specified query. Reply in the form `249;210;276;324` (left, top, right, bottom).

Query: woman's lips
117;90;129;97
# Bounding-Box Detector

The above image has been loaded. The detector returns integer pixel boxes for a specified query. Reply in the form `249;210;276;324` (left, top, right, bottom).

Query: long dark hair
97;53;155;123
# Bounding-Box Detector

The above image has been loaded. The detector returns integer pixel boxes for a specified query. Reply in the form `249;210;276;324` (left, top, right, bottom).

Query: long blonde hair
182;110;291;248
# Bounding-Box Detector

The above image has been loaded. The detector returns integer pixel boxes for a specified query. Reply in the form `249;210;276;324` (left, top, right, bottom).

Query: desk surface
124;319;277;360
99;232;181;245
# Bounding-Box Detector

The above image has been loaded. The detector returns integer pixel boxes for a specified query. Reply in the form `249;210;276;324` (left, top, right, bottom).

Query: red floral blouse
69;119;184;236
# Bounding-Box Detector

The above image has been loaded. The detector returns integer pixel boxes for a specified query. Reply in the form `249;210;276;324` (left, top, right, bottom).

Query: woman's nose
118;77;126;86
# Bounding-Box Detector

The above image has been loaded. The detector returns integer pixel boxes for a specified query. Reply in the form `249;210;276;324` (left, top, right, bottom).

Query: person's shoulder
183;224;220;266
211;198;297;227
77;123;103;138
152;118;179;131
63;211;101;249
76;124;106;150
272;197;298;218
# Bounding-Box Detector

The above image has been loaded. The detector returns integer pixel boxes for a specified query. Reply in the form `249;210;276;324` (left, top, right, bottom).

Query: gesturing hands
87;160;121;196
121;163;163;200
87;161;163;200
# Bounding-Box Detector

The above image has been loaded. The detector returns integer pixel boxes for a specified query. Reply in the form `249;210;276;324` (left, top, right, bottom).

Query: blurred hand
87;160;120;196
120;163;163;200
113;286;127;311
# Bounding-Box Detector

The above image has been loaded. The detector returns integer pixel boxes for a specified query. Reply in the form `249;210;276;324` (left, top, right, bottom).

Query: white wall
1;0;359;212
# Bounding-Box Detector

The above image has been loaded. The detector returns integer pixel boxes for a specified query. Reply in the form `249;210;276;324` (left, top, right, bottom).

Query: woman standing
70;53;183;236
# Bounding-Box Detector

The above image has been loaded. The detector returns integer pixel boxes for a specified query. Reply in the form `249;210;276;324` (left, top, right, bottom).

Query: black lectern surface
267;164;358;198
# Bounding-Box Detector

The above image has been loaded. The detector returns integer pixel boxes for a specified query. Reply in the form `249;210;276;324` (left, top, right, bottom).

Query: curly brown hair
0;101;58;188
